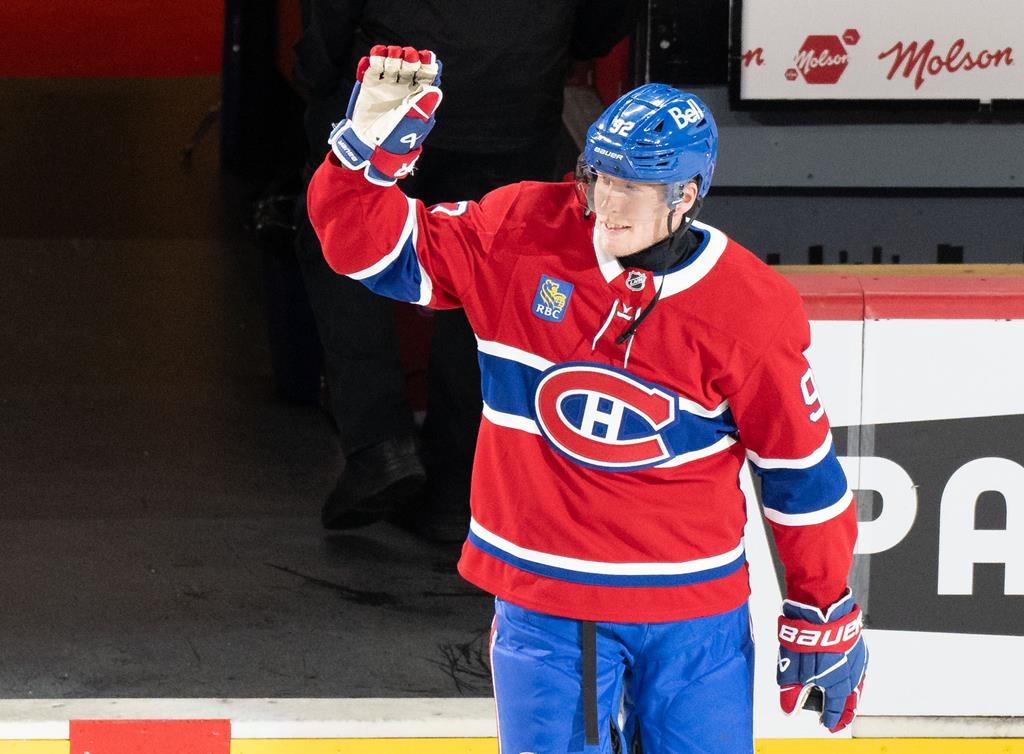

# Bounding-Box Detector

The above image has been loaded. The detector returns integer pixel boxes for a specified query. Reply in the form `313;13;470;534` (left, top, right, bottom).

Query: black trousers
295;142;560;508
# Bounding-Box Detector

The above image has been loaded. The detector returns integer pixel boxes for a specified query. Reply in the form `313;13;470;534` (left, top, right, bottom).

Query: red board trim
786;273;1024;320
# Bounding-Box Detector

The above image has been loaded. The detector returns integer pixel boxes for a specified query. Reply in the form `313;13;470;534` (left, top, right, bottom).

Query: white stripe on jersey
410;218;434;306
414;260;433;305
429;201;469;216
482;403;541;435
655;434;738;468
762;487;854;527
747;432;834;470
349;195;417;280
471;517;745;577
476;337;555;372
679;396;730;418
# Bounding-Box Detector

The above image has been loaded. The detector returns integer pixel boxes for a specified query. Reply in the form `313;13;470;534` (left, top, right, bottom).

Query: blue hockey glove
328;45;443;186
777;589;867;733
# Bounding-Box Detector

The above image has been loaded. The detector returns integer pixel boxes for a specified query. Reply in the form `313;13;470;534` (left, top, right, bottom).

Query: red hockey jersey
309;155;857;623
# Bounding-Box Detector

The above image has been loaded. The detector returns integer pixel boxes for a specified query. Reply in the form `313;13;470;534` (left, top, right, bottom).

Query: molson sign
878;37;1015;91
787;32;856;84
735;1;1023;100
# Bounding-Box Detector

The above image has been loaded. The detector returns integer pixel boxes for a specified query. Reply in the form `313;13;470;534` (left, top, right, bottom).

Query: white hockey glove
328;45;443;186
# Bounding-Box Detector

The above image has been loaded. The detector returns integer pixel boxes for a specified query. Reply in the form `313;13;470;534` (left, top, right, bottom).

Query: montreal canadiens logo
533;363;677;470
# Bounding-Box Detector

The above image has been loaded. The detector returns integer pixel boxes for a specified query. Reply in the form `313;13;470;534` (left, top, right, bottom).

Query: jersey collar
593;220;728;299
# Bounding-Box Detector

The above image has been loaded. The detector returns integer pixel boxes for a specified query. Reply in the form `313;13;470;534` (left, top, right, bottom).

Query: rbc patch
532;275;574;323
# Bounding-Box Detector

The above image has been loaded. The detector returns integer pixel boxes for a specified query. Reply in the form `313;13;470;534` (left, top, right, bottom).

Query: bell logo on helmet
667;99;705;129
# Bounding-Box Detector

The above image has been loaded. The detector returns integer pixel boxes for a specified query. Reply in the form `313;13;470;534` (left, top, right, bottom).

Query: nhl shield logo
532;275;574;322
625;270;646;291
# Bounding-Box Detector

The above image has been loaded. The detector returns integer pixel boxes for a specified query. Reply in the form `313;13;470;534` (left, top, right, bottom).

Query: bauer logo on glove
776;588;868;733
328;45;443;186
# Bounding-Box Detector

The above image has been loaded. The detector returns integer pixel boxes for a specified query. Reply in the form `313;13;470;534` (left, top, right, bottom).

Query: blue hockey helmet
580;84;718;207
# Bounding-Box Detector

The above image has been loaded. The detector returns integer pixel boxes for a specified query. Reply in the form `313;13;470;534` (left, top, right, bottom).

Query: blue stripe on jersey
358;235;423;303
467;530;746;587
478;351;738;460
752;445;848;516
478;349;542;418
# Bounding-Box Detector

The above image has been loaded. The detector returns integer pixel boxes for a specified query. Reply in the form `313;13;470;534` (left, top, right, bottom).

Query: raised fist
328;45;443;186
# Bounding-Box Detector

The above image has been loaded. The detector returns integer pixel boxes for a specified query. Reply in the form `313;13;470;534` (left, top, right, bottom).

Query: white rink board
743;313;1024;734
861;319;1024;425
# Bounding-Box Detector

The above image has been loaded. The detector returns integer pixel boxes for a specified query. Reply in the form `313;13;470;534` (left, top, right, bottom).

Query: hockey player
308;45;867;754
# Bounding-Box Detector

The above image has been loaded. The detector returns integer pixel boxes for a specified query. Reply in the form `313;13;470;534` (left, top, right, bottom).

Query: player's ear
681;180;699;210
671;180;699;223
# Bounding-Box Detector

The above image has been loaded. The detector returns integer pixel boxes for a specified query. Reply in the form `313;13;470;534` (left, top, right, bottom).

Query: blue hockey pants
490;598;754;754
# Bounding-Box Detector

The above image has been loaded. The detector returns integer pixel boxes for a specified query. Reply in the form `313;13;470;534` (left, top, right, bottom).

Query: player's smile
601;220;631;231
589;173;684;256
595;212;669;257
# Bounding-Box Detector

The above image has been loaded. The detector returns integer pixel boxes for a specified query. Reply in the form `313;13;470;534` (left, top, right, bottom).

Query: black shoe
321;436;426;530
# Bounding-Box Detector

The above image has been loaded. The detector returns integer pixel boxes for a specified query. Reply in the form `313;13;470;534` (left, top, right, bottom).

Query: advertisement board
732;0;1024;103
745;272;1024;737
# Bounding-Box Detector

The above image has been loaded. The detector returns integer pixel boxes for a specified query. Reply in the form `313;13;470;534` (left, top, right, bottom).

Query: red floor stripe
70;719;230;754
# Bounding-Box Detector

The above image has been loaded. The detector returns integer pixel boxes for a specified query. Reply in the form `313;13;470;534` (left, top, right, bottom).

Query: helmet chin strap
614;197;703;345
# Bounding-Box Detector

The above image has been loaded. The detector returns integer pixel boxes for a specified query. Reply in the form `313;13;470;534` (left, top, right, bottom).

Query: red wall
1;0;223;77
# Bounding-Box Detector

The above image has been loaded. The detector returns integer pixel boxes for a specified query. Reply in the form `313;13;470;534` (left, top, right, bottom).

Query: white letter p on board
840;456;917;555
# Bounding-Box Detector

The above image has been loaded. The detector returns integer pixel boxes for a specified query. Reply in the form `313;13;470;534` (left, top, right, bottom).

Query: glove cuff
783;587;854;623
328;120;403;187
368;145;422;182
328;121;372;168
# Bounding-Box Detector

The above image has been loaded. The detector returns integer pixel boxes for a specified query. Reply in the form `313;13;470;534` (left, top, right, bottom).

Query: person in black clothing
293;0;636;541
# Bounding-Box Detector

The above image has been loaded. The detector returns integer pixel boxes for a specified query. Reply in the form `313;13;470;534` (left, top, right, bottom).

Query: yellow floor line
231;740;497;754
5;738;1024;754
0;744;67;754
232;739;1024;754
756;741;1024;754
